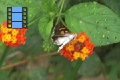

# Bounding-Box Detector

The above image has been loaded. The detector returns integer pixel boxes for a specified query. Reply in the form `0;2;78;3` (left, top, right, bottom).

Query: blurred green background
0;0;120;80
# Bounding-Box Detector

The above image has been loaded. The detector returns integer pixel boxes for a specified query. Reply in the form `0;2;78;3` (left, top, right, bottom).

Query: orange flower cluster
0;22;27;47
61;32;94;61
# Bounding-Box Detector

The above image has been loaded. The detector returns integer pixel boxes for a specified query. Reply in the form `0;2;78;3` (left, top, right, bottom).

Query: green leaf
105;59;120;80
46;19;53;37
103;0;120;16
65;2;120;46
0;42;5;53
70;0;97;6
0;46;10;68
41;0;58;19
0;0;40;23
69;59;82;80
108;67;119;80
104;47;120;80
104;48;120;62
0;1;7;23
0;71;9;80
28;67;48;80
38;17;53;40
41;0;58;13
49;56;72;80
78;53;104;77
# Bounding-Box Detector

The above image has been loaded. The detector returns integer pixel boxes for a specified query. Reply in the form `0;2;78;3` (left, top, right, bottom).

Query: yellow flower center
12;29;19;36
2;34;11;42
79;53;88;60
11;36;17;43
2;35;7;42
73;52;80;60
1;27;9;34
81;47;90;54
66;44;74;51
5;34;11;41
77;35;86;43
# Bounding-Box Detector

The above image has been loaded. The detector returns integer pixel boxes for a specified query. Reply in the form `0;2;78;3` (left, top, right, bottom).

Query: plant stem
59;0;65;15
60;17;67;26
0;46;10;68
56;0;65;25
69;59;82;80
28;17;40;26
1;52;58;70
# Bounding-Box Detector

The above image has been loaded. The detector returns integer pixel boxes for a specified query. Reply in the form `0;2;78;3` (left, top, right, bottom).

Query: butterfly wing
52;23;71;45
57;34;75;52
52;23;76;52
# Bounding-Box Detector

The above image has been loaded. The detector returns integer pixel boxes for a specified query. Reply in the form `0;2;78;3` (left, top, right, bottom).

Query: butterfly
52;22;77;52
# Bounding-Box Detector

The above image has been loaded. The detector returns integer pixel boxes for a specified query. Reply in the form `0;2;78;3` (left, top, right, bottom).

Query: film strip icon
7;7;28;28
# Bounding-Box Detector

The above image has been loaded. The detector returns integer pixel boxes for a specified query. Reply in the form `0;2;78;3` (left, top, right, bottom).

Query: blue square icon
7;7;28;28
12;13;22;21
12;22;22;28
12;7;22;12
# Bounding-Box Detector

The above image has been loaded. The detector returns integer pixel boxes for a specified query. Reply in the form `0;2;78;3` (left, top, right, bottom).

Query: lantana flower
61;32;94;61
0;22;27;47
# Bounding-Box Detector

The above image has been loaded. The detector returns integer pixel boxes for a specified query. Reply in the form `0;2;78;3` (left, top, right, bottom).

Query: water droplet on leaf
97;32;100;34
103;12;106;14
99;41;102;43
96;21;99;23
100;24;103;26
79;21;82;24
29;1;32;3
107;42;109;44
107;31;110;33
93;36;96;38
102;35;105;38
